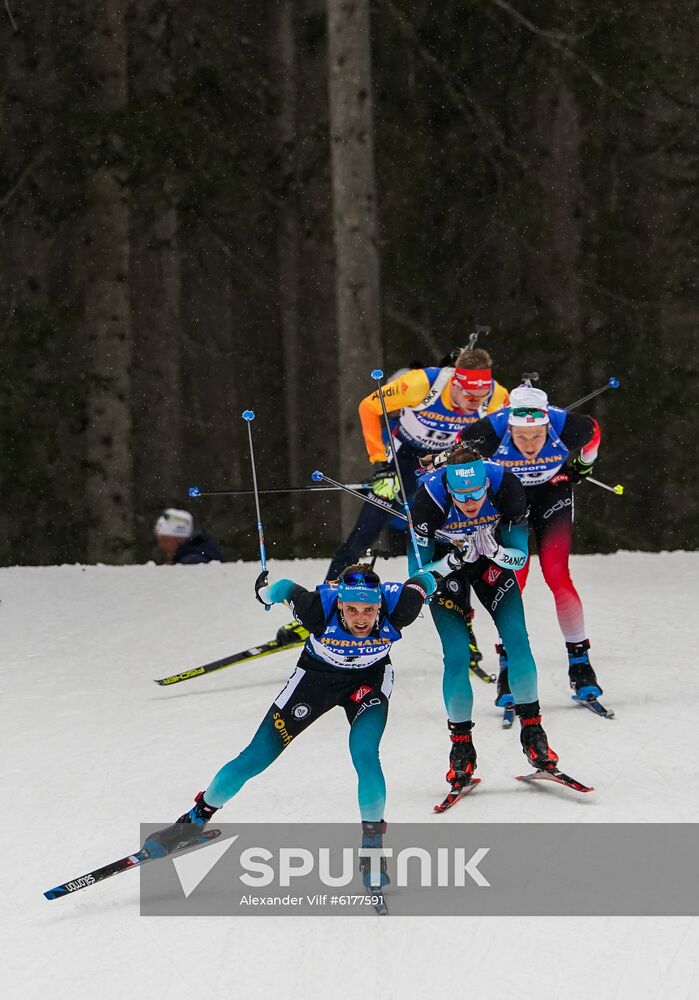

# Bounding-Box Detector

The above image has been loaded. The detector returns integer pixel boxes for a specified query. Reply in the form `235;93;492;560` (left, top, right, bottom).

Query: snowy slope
2;553;698;1000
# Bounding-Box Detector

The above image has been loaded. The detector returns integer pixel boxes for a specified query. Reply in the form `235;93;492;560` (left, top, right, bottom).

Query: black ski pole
242;410;271;611
566;377;620;410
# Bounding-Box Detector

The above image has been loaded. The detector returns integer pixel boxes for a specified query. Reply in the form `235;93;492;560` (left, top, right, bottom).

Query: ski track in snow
2;553;698;1000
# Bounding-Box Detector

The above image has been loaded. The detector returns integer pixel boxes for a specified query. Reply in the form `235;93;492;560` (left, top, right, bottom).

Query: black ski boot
567;640;602;699
143;791;219;859
494;643;514;708
516;702;558;771
446;720;477;785
359;820;389;890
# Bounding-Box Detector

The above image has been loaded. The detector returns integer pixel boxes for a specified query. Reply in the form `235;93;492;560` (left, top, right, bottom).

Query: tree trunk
82;0;134;563
272;0;302;493
129;1;183;542
530;66;584;398
326;0;382;532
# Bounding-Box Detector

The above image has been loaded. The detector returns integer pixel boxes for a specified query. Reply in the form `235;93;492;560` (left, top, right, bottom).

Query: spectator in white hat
154;508;223;565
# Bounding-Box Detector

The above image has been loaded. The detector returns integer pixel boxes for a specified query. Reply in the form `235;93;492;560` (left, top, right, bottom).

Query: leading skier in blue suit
409;444;563;795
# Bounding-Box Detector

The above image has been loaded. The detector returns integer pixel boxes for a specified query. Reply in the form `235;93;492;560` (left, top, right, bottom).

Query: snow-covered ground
3;553;698;1000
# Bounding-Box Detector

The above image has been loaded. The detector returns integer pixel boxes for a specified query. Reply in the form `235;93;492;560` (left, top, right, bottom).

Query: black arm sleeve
411;482;447;539
457;417;501;458
389;577;427;630
560;412;595;452
492;471;528;526
285;586;327;635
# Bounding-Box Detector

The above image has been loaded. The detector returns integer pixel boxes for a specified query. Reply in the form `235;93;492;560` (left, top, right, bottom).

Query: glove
566;456;595;484
447;537;479;568
472;526;500;560
254;570;271;606
409;569;437;598
371;464;400;501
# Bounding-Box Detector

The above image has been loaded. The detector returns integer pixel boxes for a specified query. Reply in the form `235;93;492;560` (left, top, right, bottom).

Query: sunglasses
340;570;381;589
511;407;548;419
448;484;488;502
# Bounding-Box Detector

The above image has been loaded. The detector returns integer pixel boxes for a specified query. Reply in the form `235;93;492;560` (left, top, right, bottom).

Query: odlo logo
272;712;293;745
491;578;515;610
291;703;310;720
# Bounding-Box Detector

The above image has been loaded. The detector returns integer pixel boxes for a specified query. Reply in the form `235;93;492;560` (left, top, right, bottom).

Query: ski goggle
448;483;488;502
510;407;548;419
337;571;382;604
509;406;549;427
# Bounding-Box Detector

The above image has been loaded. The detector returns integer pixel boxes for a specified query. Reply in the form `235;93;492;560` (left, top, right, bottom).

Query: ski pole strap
566;377;620;411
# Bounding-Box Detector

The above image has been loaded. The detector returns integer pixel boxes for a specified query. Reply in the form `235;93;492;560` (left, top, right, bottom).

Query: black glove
446;538;480;568
566;456;595;484
254;569;269;605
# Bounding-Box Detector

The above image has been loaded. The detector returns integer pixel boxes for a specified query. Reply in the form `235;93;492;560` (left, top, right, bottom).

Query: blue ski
43;829;221;900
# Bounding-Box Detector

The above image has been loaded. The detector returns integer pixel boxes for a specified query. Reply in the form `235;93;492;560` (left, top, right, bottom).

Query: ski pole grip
188;486;201;497
609;377;620;389
242;409;255;421
311;470;324;482
370;369;384;381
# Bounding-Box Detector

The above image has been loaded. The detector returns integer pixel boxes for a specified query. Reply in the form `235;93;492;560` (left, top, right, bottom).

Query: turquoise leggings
204;664;391;821
431;565;538;722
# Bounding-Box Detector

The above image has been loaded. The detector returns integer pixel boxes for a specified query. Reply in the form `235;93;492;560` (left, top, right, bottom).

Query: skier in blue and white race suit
409;444;561;790
458;383;604;704
144;564;436;883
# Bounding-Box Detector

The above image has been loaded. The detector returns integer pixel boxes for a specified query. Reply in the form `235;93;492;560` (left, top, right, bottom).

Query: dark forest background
1;0;697;566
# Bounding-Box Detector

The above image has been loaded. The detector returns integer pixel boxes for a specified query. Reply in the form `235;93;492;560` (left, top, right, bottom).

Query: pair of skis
434;765;594;813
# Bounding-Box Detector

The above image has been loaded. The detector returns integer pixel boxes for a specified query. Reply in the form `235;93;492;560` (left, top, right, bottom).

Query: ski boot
516;702;558;771
494;644;514;708
359;820;390;890
447;720;477;785
434;721;480;811
143;791;219;859
276;621;310;646
567;640;602;700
